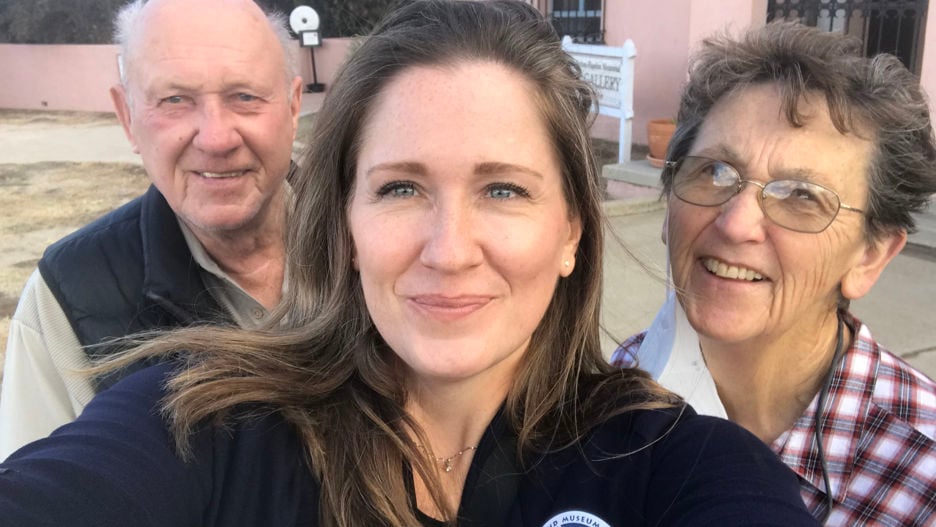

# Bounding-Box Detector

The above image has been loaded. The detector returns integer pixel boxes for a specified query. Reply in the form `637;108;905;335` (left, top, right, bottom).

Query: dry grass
0;110;151;372
0;161;149;368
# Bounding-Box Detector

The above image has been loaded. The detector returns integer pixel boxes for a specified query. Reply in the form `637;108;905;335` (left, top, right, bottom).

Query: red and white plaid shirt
612;313;936;525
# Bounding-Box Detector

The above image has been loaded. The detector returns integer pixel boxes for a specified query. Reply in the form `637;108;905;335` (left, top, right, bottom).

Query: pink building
1;1;934;147
527;0;936;144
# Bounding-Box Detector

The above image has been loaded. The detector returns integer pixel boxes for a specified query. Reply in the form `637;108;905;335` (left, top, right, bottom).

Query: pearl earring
563;260;570;267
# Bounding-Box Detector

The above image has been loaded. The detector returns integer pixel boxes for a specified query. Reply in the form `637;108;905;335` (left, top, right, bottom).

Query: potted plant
646;118;676;168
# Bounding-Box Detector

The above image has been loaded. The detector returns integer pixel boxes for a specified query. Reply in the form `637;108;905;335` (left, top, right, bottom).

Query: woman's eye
376;181;418;198
790;187;818;201
709;163;739;187
487;183;530;200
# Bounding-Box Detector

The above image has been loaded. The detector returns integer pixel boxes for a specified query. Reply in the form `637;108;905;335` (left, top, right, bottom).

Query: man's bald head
113;0;297;93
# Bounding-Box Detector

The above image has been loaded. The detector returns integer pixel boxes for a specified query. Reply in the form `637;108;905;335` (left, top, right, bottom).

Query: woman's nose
713;184;769;243
419;204;484;272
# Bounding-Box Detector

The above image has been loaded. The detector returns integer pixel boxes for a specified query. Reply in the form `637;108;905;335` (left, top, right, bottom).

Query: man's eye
162;95;184;104
236;93;258;102
376;181;417;198
487;183;529;200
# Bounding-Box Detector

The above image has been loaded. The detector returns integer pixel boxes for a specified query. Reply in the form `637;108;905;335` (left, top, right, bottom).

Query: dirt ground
0;110;151;371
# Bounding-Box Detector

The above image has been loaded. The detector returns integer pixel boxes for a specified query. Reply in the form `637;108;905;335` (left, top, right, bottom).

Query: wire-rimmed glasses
667;156;865;233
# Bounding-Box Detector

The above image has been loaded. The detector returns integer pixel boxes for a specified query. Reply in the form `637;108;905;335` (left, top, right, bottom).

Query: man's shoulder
42;191;150;262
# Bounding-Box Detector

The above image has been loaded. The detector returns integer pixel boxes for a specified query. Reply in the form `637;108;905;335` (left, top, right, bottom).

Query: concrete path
0;119;138;165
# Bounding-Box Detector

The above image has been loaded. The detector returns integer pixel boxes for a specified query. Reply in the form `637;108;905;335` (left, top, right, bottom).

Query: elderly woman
0;2;817;526
612;22;936;526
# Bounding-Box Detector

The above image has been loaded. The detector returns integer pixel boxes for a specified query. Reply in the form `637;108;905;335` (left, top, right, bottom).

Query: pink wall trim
0;38;355;114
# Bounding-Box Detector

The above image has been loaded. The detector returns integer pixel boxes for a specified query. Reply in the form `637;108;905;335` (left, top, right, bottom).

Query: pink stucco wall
597;0;768;144
0;38;354;114
293;38;355;92
5;3;935;141
919;5;936;115
0;44;120;112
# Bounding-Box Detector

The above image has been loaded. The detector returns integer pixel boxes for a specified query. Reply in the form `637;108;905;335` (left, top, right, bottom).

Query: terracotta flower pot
646;119;676;168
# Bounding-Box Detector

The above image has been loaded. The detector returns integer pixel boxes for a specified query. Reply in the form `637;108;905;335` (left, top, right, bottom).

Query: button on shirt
612;311;936;526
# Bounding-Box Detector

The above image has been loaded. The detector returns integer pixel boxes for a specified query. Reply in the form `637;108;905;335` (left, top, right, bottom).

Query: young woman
0;2;817;525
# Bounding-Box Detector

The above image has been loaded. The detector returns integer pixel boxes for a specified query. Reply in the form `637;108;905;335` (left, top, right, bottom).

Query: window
767;0;929;74
550;0;604;43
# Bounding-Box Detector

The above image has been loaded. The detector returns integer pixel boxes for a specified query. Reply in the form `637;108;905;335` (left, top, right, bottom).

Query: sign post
561;36;636;163
290;6;325;93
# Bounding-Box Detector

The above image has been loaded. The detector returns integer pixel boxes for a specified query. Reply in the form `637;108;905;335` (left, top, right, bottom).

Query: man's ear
841;229;907;300
110;84;140;154
288;76;303;140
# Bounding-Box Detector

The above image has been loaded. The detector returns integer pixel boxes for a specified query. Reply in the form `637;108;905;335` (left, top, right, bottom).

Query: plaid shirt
611;313;936;526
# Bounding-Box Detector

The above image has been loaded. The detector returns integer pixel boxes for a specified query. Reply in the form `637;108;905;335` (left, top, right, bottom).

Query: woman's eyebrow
475;162;543;179
365;161;427;178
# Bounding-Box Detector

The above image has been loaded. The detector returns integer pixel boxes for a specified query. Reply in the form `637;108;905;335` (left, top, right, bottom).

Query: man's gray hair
113;0;299;89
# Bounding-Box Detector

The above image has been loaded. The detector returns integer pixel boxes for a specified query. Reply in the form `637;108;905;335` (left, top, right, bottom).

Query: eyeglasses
667;156;865;233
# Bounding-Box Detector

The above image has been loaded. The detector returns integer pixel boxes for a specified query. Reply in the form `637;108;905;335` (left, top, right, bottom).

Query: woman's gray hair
113;0;298;89
664;21;936;240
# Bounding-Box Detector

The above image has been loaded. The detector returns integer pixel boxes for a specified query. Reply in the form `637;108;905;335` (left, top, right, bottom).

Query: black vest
38;185;231;390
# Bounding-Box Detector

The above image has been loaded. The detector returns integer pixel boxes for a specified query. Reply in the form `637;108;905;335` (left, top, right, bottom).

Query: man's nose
192;102;243;154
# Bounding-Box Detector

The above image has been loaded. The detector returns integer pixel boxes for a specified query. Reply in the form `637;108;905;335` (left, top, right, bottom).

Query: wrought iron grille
549;0;605;43
767;0;929;74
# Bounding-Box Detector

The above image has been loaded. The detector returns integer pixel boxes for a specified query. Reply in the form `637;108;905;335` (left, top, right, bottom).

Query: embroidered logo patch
541;510;612;527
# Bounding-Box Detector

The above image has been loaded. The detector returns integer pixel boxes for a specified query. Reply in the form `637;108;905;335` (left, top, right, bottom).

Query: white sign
300;31;320;47
562;36;637;163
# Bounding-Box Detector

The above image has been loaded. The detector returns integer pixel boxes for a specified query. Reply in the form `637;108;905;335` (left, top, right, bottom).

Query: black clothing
38;186;229;389
0;364;818;526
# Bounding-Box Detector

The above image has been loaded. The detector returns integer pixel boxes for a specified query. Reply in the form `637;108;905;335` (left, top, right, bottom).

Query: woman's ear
841;229;907;300
559;216;583;277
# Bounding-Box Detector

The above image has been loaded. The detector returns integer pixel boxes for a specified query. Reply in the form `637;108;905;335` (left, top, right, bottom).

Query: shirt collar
771;313;879;505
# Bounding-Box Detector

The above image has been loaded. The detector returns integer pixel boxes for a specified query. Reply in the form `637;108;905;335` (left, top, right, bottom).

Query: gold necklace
434;445;477;473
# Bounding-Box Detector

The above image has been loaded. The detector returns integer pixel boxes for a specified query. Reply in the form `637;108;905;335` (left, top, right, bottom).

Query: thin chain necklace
433;445;477;473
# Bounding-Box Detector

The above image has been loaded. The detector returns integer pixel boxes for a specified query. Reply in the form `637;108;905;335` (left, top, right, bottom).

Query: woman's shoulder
1;361;316;527
581;405;817;524
591;403;787;464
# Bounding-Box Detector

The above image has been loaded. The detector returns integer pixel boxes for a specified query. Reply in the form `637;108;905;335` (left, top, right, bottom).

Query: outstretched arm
0;363;207;527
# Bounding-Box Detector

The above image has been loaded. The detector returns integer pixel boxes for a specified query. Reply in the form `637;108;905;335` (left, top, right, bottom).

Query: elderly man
0;0;302;458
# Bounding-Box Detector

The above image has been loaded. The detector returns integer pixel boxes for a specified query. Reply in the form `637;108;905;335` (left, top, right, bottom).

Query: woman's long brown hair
103;2;681;525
